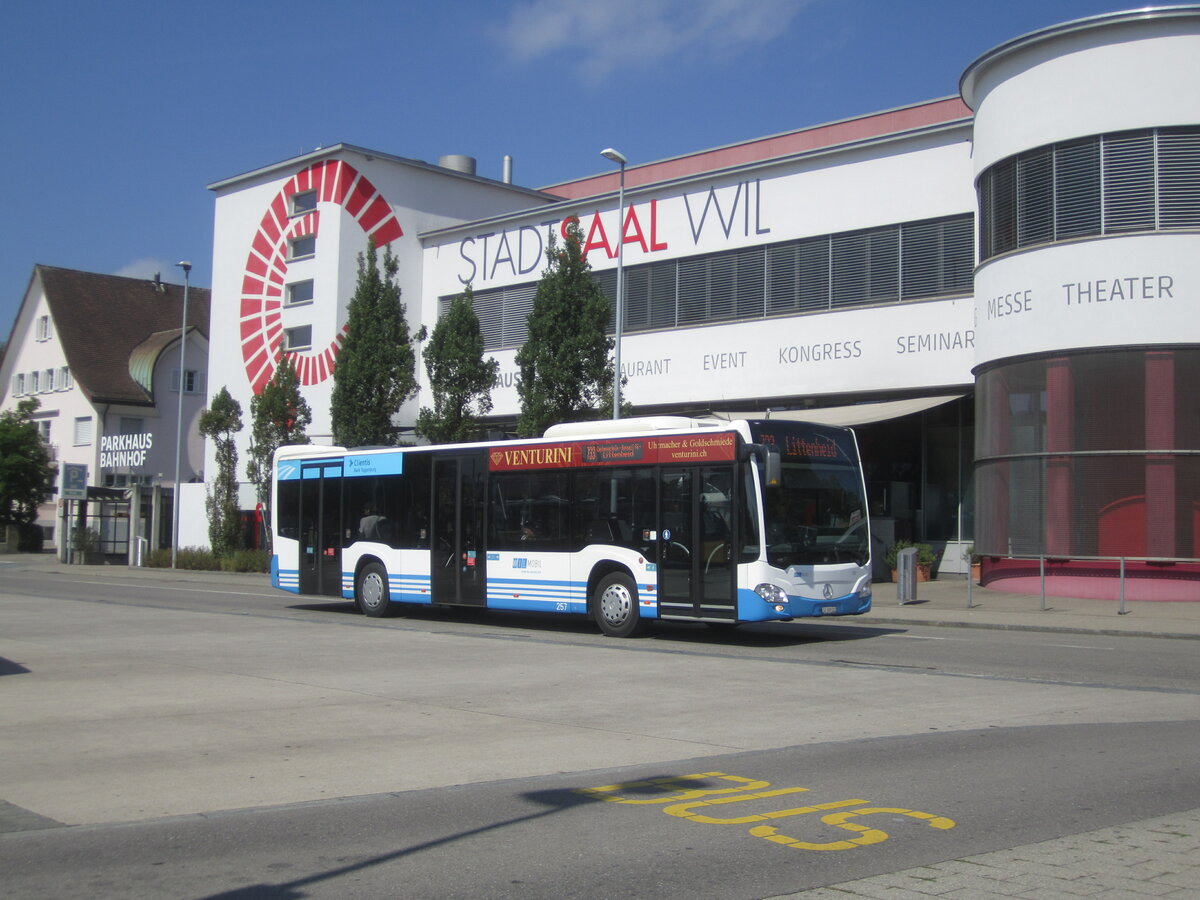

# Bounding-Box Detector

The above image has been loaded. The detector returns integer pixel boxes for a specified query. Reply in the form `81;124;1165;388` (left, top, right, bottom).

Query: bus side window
277;480;300;539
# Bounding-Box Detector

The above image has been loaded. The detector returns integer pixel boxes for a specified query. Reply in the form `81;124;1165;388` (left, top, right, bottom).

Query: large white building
203;7;1200;600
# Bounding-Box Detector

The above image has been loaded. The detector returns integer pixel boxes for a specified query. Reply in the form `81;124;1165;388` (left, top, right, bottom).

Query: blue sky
1;0;1139;337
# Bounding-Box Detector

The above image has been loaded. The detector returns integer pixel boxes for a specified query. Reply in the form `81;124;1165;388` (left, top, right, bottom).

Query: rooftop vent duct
438;154;477;175
502;155;513;184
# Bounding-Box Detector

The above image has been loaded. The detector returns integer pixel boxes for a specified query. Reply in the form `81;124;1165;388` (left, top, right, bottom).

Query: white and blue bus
271;416;872;636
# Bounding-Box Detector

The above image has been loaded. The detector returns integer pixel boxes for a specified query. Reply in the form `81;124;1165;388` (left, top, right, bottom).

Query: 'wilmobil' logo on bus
490;444;576;471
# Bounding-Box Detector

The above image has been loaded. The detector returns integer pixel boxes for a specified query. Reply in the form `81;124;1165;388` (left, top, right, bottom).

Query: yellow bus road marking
578;772;956;853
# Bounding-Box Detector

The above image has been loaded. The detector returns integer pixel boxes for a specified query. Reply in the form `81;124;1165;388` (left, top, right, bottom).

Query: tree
516;218;615;437
416;284;498;444
247;354;311;550
0;397;51;526
330;238;417;447
199;387;244;556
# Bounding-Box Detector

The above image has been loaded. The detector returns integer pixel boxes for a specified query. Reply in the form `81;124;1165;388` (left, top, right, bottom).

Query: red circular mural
239;160;404;393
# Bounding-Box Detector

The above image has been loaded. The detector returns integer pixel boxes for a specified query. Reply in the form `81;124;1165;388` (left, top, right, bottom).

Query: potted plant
885;540;936;582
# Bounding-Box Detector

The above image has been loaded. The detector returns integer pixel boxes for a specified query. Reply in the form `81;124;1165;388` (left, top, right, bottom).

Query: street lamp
600;147;626;420
171;260;192;569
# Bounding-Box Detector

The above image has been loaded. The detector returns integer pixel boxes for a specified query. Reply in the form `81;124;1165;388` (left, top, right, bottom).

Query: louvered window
1017;148;1053;247
455;213;973;351
1103;131;1154;232
902;216;973;299
831;227;898;306
979;127;1200;261
1054;138;1102;239
1159;127;1200;228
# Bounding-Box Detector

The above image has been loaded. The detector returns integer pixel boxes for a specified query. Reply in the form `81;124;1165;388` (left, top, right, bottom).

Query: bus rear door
431;452;487;606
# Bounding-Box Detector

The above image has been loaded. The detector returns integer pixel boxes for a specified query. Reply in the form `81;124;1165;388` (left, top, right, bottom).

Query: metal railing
966;554;1199;613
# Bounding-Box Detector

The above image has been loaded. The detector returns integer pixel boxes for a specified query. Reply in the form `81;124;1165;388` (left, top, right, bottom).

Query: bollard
896;546;918;604
1040;555;1047;611
1119;557;1129;615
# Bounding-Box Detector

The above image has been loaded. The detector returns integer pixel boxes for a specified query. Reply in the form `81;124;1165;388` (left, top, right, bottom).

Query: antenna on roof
152;272;165;293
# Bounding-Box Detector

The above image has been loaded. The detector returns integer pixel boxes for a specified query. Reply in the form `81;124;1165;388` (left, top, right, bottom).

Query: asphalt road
2;567;1197;898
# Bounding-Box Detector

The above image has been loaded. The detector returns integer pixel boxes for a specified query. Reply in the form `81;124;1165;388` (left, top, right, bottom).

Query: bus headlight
755;583;789;606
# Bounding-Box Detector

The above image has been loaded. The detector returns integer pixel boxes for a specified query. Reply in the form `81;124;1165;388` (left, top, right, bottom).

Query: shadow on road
286;599;903;646
194;782;611;900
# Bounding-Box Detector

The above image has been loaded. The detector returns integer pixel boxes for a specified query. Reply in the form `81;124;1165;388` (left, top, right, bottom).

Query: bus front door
657;466;737;622
431;453;487;606
298;460;343;597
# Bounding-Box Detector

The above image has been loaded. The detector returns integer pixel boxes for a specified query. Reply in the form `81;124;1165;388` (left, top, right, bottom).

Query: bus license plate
821;605;837;614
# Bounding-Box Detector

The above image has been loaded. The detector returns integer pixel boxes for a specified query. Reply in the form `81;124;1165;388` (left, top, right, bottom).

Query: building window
978;126;1200;261
58;366;72;390
37;420;51;443
29;371;39;393
291;190;317;215
74;416;93;446
975;348;1200;560
286;279;315;306
171;368;206;394
36;315;51;341
289;235;316;259
284;325;313;351
453;213;975;351
42;369;54;392
12;374;25;395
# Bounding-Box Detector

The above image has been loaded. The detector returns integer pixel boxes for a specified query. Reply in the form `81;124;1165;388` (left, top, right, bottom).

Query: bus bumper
737;586;872;621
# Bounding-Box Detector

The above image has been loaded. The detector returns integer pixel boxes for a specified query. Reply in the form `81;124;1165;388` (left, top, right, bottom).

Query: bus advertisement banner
488;432;737;472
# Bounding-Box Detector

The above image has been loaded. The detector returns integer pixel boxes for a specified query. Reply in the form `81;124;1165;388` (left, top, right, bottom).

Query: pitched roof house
1;265;211;550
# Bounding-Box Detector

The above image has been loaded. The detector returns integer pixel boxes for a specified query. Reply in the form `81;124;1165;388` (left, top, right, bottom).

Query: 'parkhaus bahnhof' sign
100;432;154;470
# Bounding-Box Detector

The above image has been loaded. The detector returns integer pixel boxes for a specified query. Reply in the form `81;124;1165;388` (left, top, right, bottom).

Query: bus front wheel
356;562;392;618
593;572;645;638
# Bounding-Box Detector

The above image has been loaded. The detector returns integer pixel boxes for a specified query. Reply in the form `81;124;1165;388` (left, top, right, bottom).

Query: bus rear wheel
356;562;392;618
593;572;644;638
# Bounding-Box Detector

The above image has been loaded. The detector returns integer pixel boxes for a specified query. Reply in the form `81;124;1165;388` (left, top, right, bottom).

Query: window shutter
1159;126;1200;228
1102;130;1155;233
1054;139;1101;239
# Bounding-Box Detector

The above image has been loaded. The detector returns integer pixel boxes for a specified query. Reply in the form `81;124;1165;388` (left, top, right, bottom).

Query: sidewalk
3;551;1199;639
775;806;1200;899
862;575;1200;639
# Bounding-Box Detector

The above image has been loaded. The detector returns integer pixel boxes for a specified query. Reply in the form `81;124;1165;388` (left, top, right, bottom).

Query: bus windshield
763;462;869;567
750;421;869;568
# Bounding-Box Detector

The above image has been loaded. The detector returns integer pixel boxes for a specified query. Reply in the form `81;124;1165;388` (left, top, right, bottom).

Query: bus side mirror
745;444;781;487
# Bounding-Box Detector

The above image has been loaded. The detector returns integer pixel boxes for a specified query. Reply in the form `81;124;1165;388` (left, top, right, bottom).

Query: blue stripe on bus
341;571;434;605
274;565;300;593
336;569;664;618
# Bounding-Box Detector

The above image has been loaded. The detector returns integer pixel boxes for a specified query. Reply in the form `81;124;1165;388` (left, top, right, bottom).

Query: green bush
220;549;270;573
175;548;220;570
884;540;937;569
144;546;268;572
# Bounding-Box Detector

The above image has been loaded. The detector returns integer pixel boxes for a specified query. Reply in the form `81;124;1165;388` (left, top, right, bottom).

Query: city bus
271;416;872;636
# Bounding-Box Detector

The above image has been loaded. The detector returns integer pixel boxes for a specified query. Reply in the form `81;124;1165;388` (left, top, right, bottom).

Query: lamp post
600;147;626;420
171;260;192;569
